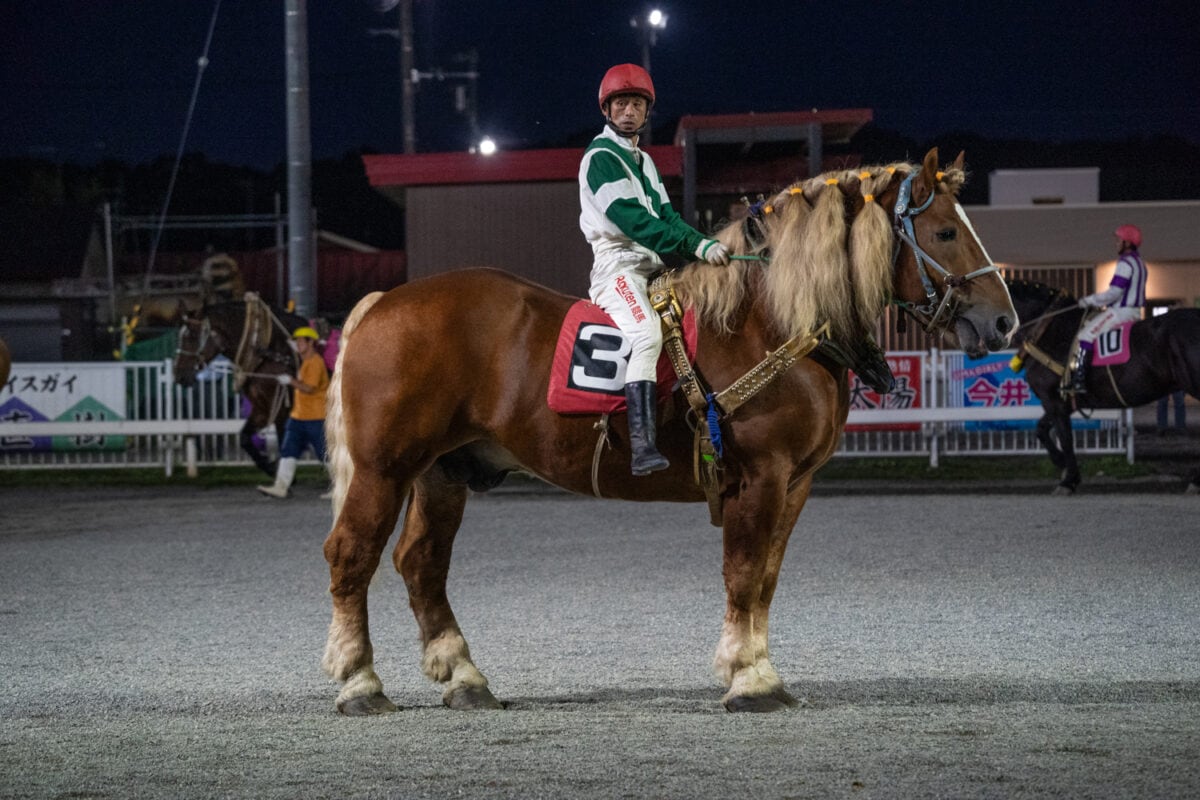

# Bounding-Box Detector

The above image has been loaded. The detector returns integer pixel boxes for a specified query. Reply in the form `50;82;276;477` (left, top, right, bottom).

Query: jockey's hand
697;239;730;266
276;373;292;386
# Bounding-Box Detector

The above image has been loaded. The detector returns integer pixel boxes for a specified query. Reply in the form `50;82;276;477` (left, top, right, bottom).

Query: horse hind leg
393;462;502;710
322;468;409;715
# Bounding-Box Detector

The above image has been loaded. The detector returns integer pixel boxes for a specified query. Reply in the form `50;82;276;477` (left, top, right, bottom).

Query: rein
890;171;1000;334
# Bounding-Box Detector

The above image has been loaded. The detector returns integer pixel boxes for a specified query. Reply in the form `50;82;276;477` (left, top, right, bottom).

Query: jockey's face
607;94;648;134
294;336;314;354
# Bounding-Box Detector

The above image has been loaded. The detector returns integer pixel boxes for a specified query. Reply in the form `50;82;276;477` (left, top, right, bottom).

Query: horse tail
326;291;386;516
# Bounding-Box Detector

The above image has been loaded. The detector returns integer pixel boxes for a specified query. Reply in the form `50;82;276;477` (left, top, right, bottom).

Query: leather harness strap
1021;341;1066;377
642;278;825;526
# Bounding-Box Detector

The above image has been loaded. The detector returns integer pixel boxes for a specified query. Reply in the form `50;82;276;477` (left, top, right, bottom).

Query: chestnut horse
173;299;307;477
1006;279;1200;494
321;149;1018;715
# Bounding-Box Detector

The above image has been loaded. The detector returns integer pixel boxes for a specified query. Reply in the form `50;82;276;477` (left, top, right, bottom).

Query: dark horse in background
317;149;1018;716
173;297;308;477
1007;279;1200;494
0;336;10;389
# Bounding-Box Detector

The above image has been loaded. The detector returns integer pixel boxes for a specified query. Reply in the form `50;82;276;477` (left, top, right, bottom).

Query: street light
630;8;667;143
630;8;667;76
477;137;497;156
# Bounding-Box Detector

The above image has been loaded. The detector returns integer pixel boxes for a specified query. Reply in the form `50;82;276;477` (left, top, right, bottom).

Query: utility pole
370;3;482;153
284;0;315;315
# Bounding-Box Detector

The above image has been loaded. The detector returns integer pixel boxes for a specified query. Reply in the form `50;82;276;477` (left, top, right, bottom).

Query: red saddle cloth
1092;321;1135;367
547;299;698;414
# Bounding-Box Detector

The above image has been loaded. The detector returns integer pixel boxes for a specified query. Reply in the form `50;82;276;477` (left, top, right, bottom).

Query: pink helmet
598;64;655;112
1114;224;1142;248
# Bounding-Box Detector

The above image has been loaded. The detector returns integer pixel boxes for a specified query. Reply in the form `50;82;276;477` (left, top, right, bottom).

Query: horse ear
921;147;940;182
952;150;965;172
912;147;941;205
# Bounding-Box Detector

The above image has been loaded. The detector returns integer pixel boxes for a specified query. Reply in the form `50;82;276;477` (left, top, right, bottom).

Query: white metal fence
0;353;1133;474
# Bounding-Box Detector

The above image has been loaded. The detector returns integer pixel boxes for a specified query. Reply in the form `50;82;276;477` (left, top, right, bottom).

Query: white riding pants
1077;306;1141;350
588;252;662;384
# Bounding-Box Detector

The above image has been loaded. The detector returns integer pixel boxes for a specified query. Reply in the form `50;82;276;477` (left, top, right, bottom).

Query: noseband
891;171;1000;333
175;318;218;372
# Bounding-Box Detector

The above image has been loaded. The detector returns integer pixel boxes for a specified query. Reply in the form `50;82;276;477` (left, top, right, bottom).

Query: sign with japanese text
846;353;923;432
950;352;1040;431
0;363;126;452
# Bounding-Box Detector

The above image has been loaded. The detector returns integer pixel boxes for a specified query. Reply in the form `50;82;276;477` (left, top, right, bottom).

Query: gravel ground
1;482;1198;799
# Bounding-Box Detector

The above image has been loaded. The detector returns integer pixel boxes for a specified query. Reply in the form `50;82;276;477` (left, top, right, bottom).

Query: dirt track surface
1;483;1198;799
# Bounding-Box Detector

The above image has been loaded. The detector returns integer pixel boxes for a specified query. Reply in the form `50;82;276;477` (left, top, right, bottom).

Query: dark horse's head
173;304;224;389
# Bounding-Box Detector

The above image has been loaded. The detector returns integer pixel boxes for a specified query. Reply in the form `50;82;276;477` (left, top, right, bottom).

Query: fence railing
0;353;1134;474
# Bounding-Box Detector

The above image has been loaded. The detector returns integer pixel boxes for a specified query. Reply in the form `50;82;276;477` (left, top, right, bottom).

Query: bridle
174;317;221;374
890;171;1001;333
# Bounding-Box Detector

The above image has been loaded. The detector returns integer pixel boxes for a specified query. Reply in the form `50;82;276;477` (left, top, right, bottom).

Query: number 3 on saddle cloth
1092;321;1135;367
546;299;698;414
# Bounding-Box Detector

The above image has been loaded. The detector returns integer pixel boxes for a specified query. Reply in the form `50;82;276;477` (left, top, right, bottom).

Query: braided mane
671;161;967;344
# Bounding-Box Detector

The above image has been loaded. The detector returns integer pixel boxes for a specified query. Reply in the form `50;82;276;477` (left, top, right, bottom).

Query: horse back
343;267;577;411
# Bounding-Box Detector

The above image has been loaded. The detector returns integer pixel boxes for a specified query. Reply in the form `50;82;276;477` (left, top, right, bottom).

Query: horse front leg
714;473;800;713
1051;410;1081;495
393;463;501;710
322;468;407;715
1036;413;1066;470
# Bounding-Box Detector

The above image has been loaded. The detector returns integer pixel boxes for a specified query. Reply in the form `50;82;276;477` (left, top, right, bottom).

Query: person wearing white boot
257;326;330;499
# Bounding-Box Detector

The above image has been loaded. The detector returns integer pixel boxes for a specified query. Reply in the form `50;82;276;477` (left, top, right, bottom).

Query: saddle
553;274;890;526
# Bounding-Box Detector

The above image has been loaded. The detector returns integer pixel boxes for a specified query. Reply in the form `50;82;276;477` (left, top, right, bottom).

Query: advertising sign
846;353;923;432
0;363;126;452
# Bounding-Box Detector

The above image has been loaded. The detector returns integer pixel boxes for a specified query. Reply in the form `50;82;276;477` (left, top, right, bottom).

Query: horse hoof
1187;483;1199;496
444;684;504;710
337;693;399;716
1052;485;1075;496
723;689;796;713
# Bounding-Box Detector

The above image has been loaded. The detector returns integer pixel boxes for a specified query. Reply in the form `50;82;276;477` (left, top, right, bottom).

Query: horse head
172;307;223;388
676;149;1017;360
877;148;1017;357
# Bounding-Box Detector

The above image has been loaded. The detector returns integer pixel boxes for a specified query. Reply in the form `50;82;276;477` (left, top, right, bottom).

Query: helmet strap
603;102;651;139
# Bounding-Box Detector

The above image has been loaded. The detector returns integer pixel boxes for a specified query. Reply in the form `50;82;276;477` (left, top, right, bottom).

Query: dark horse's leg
239;379;282;478
322;467;408;715
392;462;501;710
1049;409;1081;495
714;472;810;713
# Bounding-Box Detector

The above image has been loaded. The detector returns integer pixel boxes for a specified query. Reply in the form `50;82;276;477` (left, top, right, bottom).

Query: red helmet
598;64;655;112
1114;224;1142;248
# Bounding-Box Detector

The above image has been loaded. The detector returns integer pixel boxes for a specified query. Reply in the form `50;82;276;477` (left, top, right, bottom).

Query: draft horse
321;149;1019;715
173;297;308;476
1007;279;1200;494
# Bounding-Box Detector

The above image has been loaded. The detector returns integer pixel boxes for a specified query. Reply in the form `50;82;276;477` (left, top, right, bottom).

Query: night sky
2;0;1196;170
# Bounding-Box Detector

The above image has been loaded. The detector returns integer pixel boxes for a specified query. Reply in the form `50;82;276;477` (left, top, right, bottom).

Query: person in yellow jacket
257;326;329;498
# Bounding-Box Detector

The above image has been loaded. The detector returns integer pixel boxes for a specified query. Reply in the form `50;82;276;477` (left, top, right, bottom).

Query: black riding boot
624;380;669;476
1068;348;1089;395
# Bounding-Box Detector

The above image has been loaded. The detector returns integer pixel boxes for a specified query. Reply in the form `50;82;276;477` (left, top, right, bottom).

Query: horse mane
671;161;967;344
1005;278;1076;309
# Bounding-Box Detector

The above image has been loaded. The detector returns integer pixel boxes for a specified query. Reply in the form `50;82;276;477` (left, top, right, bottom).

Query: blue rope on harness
705;392;724;460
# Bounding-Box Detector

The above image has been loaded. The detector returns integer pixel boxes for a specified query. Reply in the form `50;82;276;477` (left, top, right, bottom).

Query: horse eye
935;228;956;243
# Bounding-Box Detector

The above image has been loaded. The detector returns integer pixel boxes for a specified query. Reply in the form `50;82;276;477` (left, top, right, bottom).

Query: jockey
578;63;730;475
1068;224;1147;394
